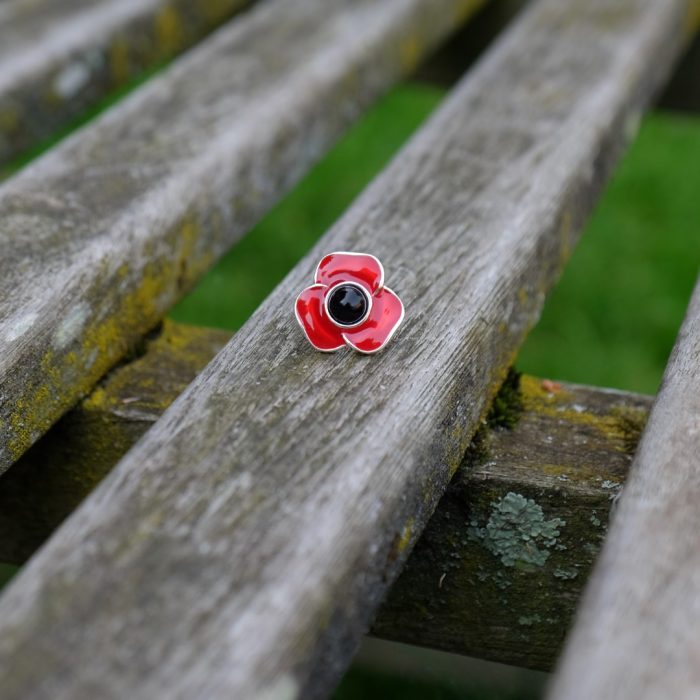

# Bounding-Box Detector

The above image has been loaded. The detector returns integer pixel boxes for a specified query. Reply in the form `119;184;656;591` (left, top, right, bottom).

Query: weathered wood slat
0;321;231;565
374;374;650;671
0;2;690;698
0;323;651;672
548;278;700;698
0;0;487;473
0;0;252;168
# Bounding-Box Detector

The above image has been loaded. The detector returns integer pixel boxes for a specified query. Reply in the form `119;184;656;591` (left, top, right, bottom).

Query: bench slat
548;279;700;698
0;0;486;472
0;323;652;670
0;0;251;167
0;321;232;565
0;1;690;698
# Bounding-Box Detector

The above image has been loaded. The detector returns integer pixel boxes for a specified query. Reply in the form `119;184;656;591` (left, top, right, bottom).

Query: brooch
294;252;404;354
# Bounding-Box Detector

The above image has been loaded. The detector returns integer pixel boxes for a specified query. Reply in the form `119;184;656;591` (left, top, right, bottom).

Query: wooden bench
0;0;698;697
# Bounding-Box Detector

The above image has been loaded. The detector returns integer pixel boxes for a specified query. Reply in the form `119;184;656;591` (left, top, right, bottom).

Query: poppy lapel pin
294;252;404;354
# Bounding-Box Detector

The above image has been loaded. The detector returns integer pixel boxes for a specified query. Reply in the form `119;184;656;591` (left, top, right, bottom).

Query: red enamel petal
295;284;345;352
315;252;384;294
343;287;404;354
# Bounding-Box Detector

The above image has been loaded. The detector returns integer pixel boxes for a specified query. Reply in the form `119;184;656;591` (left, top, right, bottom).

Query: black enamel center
327;284;368;326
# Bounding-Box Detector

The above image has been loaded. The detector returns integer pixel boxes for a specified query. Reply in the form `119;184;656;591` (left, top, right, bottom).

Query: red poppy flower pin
295;252;405;354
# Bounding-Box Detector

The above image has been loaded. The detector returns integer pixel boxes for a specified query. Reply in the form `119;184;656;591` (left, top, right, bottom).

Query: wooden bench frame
0;320;652;671
1;0;699;698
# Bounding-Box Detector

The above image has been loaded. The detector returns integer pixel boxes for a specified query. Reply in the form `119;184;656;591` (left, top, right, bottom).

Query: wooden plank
374;374;651;671
547;279;700;698
0;327;652;673
0;1;691;697
0;320;231;565
0;0;487;473
0;0;252;168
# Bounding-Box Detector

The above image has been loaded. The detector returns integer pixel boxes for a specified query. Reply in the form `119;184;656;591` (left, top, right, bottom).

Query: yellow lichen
519;375;647;448
558;210;573;268
6;242;198;462
399;35;422;73
396;518;415;555
196;0;244;23
83;386;108;412
454;0;487;23
80;320;228;417
686;0;700;36
0;108;20;133
7;347;77;460
110;35;131;85
155;5;185;57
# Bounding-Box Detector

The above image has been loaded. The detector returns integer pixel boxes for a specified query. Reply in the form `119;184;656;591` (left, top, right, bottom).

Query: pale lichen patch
396;518;415;556
2;311;39;343
253;675;299;700
53;62;91;100
469;492;566;570
518;613;542;627
54;303;91;350
553;566;578;580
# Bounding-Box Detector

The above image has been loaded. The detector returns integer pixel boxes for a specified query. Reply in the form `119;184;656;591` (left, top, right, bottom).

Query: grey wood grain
0;0;252;168
0;321;232;565
0;0;486;472
0;331;653;672
0;0;692;698
548;278;700;698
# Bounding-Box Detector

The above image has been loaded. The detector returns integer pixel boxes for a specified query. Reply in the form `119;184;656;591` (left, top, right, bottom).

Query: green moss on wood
485;369;524;429
2;214;221;467
0;321;230;564
462;369;523;464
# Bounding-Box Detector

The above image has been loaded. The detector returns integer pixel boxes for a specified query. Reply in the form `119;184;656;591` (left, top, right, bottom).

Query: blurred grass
517;112;700;393
0;564;17;589
335;665;540;700
338;639;545;700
